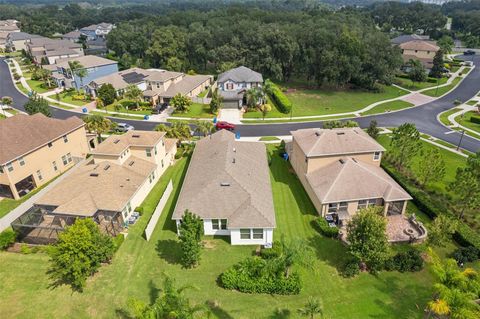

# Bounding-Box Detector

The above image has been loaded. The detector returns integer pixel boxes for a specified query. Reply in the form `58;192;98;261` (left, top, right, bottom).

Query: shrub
314;218;339;238
20;243;33;254
391;249;424;272
265;79;292;114
471;115;480;124
0;230;16;250
135;206;144;215
342;259;360;278
259;245;282;259
452;246;480;264
72;94;86;101
113;234;125;252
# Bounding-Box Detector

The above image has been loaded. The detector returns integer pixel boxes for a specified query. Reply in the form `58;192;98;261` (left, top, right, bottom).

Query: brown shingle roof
172;130;275;228
0;114;85;165
291;128;385;157
91;130;166;156
306;157;412;203
35;157;156;216
162;74;212;98
54;55;117;69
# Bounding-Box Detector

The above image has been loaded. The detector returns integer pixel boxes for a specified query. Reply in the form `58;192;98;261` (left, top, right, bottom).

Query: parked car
116;123;135;132
215;121;236;131
152;103;168;114
464;50;476;55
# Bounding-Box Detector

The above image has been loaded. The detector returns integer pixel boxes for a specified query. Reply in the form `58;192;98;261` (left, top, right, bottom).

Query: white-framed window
327;203;337;213
63;135;68;143
52;161;58;171
338;202;348;211
161;159;164;168
18;156;25;166
67;153;72;163
368;199;377;206
154;146;157;155
146;148;152;157
0;166;3;174
36;170;43;181
373;151;381;161
240;228;251;239
6;162;13;172
212;219;227;230
122;209;128;218
127;202;132;213
329;202;348;213
252;229;263;239
357;199;378;211
62;155;68;165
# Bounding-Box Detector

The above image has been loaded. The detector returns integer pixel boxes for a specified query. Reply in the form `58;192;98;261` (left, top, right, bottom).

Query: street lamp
456;129;465;151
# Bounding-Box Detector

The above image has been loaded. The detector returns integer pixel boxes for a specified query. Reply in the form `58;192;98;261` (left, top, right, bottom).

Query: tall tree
171;94;192;113
47;219;115;292
83;114;114;142
417;148;446;186
408;59;427;86
209;89;222;114
429;50;445;79
68;60;87;92
390;123;421;169
448;167;480;219
178;210;203;268
124;84;143;110
427;215;458;248
437;36;454;54
194;121;214;137
367;120;380;139
24;93;51;117
346;207;390;272
97;84;116;106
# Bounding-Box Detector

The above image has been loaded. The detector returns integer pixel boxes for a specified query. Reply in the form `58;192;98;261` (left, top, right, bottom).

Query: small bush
113;234;125;252
20;243;33;254
314;218;339;238
135;206;144;216
342;259;360;278
390;249;424;272
259;245;282;259
0;230;16;250
13;73;20;80
72;94;86;101
452;246;480;264
265;79;292;114
471;115;480;125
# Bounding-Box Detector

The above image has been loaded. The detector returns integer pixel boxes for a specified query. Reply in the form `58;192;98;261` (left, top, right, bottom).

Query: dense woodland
1;1;479;88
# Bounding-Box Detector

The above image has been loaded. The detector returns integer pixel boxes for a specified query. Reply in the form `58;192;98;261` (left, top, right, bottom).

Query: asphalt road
1;55;479;153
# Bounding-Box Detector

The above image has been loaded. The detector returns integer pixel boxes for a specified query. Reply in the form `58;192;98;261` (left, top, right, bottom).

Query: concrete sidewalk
0;159;85;232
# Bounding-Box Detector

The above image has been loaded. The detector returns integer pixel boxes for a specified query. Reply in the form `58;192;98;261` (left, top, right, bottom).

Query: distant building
5;32;43;52
391;35;440;70
61;30;83;43
0;19;20;33
79;23;114;40
26;37;84;64
217;66;263;109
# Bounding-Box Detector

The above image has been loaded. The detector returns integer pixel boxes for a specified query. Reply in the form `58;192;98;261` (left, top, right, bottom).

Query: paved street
1;55;479;153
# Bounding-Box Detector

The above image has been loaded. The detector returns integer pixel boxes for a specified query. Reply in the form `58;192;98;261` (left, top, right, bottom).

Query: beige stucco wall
0;126;89;199
11;39;27;51
402;49;436;60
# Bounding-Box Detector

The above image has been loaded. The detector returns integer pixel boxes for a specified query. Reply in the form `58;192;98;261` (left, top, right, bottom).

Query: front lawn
26;79;55;94
455;111;480;134
104;99;151;115
56;91;90;107
394;76;447;91
422;77;462;97
361;100;414;115
438;107;462;126
0;146;439;318
171;103;214;118
244;84;408;119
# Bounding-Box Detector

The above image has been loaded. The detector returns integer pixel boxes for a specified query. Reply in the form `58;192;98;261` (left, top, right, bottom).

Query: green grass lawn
422;77;462;98
89;111;143;120
26;79;55;94
242;114;354;124
361;100;414;115
197;88;209;98
56;91;90;107
394;76;447;91
0;148;440;319
171;103;214;118
466;100;478;106
258;136;280;141
438;107;462;126
455;111;480;134
0;114;5;119
104;100;151;115
243;84;408;119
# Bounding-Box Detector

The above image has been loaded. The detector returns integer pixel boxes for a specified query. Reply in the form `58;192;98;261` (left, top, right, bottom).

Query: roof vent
315;131;321;136
129;161;135;166
132;134;140;138
352;158;357;163
220;182;230;187
90;173;99;177
337;132;345;135
339;159;345;164
233;147;236;152
104;164;110;170
232;158;236;164
114;139;120;144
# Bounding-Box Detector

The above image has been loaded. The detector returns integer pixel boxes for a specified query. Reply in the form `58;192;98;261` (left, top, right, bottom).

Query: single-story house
172;130;276;246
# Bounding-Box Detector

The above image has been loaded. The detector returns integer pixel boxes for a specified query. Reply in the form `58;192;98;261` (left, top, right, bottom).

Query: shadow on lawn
156;239;181;265
268;308;292;319
307;233;349;271
206;300;235;319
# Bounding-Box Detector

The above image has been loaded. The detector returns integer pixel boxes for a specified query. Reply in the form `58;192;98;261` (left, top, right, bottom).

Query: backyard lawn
361;100;414;115
243;84;408;119
455;111;480;135
171;103;213;118
0;147;440;319
394;76;447;91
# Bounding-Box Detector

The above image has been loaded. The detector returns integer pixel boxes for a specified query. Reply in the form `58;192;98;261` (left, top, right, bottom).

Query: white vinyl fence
144;180;173;241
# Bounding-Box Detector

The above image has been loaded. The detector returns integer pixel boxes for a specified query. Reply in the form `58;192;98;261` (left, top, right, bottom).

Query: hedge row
381;162;480;249
471;114;480;125
314;218;339;238
265;79;292;114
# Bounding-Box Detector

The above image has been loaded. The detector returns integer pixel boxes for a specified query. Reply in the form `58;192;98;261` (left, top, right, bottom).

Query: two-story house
11;130;177;244
172;130;276;246
5;32;43;52
0;114;90;200
289;128;412;227
46;55;119;91
391;35;440;70
217;66;263;109
79;23;114;40
27;38;84;65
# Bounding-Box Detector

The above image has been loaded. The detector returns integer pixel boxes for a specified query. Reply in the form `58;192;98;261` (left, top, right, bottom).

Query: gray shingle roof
217;66;263;84
8;32;42;41
172;130;276;229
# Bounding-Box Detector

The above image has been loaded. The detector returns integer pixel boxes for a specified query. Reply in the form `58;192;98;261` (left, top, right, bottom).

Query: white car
116;123;135;132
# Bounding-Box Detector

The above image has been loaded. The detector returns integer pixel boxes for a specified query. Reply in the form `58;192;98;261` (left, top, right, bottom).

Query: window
67;153;72;163
0;166;3;174
154;146;157;155
127;202;132;213
48;142;53;148
146;148;152;157
252;229;263;239
52;161;58;171
18;157;25;166
220;219;227;230
62;155;68;165
63;135;68;143
161;159;164;168
358;200;367;210
368;199;377;206
6;162;13;172
212;219;219;230
373;151;381;161
36;170;43;181
328;203;337;213
123;209;128;218
339;202;348;211
240;229;251;239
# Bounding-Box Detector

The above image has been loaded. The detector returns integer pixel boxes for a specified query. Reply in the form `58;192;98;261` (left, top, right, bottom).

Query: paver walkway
401;93;436;106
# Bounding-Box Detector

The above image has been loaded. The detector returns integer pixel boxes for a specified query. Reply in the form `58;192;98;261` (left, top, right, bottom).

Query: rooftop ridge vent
129;161;135;166
339;159;345;164
90;173;99;177
336;132;345;135
132;134;140;138
315;131;321;136
104;164;110;170
220;182;230;187
114;139;120;144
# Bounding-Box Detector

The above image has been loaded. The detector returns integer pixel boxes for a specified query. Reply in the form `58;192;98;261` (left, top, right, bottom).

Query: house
289;128;412;227
47;55;119;91
12;130;177;244
0;32;8;50
88;68;213;106
217;66;263;109
391;35;440;69
26;38;84;65
5;32;43;52
61;30;83;43
172;130;276;246
85;38;108;56
0;114;90;200
0;20;20;33
80;23;114;40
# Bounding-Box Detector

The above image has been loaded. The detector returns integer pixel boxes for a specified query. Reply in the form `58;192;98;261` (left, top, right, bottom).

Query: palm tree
124;84;143;110
245;87;263;110
1;96;13;117
298;297;323;319
37;68;52;88
68;61;87;92
83;114;113;142
194;121;214;137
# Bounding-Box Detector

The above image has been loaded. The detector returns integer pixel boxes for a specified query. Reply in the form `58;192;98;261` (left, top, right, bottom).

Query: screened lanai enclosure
11;206;124;244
